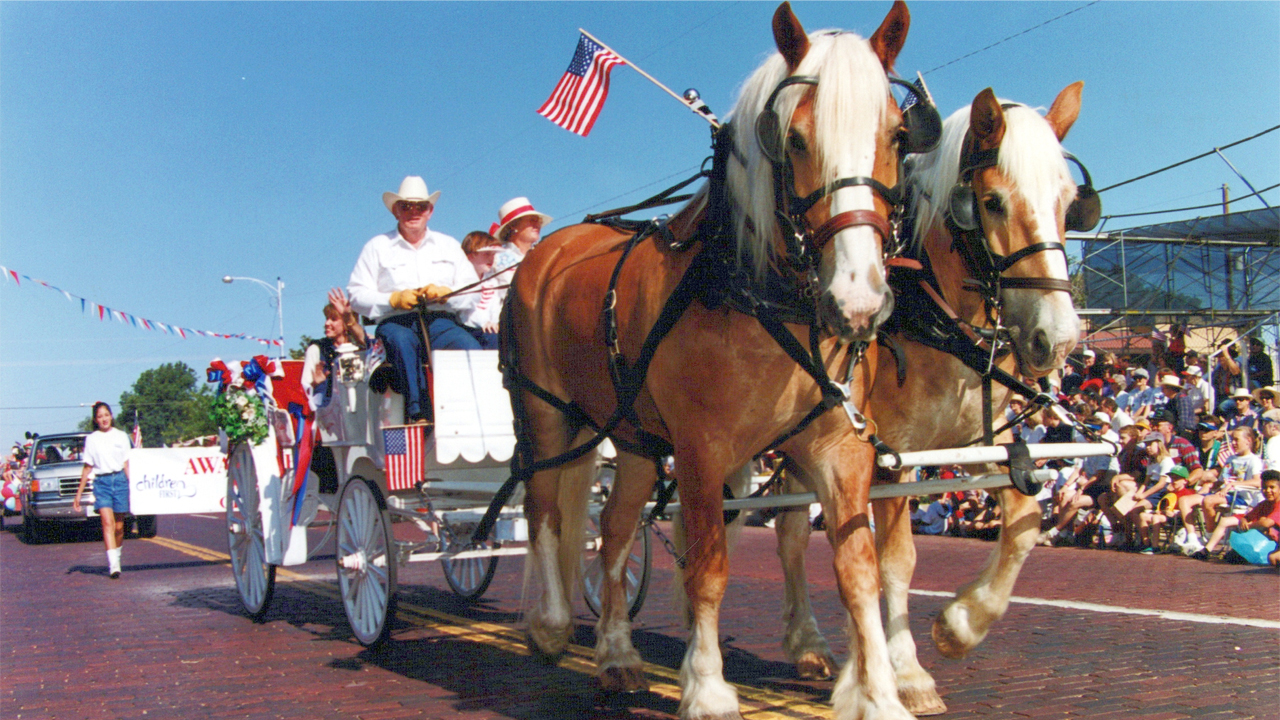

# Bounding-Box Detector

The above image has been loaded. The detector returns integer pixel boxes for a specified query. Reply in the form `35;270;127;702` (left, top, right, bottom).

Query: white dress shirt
348;228;479;322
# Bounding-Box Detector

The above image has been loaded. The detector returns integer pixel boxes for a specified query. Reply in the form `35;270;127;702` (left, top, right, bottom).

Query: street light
222;275;285;359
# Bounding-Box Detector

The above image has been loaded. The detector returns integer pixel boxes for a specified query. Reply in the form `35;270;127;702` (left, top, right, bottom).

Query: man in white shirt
348;176;481;423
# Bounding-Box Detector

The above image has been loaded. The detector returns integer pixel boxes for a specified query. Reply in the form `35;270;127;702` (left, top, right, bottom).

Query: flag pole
579;29;720;128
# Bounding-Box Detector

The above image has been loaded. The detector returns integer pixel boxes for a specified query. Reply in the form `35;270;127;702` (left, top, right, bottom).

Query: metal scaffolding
1070;207;1279;354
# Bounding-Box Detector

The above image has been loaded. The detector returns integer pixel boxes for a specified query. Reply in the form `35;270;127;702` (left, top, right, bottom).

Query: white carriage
219;345;651;646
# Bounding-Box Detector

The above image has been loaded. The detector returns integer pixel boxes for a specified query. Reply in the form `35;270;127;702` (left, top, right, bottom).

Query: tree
117;362;218;447
290;334;317;361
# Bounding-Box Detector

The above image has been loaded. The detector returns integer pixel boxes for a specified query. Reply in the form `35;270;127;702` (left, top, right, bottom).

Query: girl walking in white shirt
73;402;134;579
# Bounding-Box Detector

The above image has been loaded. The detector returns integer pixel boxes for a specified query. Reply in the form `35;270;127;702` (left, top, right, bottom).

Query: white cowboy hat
383;176;441;213
1231;387;1253;400
495;197;552;239
1158;375;1182;389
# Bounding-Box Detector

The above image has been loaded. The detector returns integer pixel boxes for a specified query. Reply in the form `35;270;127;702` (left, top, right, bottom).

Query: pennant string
0;263;284;346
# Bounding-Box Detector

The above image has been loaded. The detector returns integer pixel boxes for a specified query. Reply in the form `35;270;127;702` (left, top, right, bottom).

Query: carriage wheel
441;525;499;601
583;516;651;620
336;476;397;646
226;442;276;620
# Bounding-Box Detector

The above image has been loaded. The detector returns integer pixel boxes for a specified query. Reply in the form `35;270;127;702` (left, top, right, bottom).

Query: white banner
127;447;227;515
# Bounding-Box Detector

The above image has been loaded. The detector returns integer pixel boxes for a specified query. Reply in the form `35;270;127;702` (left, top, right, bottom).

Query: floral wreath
206;356;281;446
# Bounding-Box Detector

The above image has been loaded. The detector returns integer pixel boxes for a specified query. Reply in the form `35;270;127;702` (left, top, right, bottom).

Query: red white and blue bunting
0;264;283;347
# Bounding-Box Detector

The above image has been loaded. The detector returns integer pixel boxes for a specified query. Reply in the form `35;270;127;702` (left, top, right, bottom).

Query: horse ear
772;2;810;72
970;88;1005;150
869;0;910;72
1045;81;1084;142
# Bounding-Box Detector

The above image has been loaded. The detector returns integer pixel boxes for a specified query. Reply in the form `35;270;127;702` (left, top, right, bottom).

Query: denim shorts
92;471;130;514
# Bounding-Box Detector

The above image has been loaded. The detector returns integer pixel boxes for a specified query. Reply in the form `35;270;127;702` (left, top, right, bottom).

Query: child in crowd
1201;426;1264;526
1261;409;1280;471
1194;470;1280;561
1137;466;1195;553
459;230;504;347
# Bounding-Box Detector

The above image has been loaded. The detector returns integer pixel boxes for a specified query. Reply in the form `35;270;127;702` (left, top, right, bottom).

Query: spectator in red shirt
1195;470;1280;560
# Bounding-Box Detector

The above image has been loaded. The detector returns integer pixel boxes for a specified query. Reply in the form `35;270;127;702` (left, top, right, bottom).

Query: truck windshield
33;437;85;466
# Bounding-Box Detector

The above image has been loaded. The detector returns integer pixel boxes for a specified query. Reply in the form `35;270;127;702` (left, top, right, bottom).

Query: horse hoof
900;686;947;716
795;651;838;680
930;615;971;659
599;665;649;693
526;632;567;665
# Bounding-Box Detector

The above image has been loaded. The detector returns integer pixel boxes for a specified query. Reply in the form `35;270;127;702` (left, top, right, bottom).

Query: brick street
2;512;1276;720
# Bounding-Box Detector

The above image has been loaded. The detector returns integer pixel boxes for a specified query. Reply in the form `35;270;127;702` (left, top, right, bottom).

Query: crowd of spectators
909;334;1280;570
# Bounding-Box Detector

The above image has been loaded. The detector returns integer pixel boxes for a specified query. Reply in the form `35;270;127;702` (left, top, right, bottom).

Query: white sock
107;547;122;572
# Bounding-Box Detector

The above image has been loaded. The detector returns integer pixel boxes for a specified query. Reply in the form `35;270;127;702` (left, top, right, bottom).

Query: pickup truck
19;431;157;543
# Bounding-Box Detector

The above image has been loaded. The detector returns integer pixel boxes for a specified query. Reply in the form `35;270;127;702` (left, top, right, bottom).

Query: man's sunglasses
397;201;432;214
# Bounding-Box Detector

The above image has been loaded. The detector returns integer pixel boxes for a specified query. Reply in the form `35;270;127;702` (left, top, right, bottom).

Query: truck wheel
135;515;159;538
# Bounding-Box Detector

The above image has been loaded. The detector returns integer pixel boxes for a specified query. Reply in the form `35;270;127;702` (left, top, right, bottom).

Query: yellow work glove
388;288;421;310
417;284;452;303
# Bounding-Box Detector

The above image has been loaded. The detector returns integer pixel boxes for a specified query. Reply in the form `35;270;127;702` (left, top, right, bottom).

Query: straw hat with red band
383;176;441;213
495;197;552;240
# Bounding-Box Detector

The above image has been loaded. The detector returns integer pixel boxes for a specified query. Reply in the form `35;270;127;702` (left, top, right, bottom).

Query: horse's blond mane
906;102;1077;249
710;30;890;279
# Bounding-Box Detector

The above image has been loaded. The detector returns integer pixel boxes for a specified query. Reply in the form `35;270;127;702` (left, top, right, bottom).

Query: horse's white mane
905;101;1076;248
711;30;890;279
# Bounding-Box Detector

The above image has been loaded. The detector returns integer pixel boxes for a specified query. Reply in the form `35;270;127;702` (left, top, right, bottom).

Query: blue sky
2;1;1277;444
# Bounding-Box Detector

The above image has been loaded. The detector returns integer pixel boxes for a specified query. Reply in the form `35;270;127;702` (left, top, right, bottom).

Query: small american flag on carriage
383;424;425;492
537;32;625;137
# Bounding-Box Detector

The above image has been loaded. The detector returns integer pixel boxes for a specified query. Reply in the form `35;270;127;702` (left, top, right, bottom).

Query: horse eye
787;131;808;155
982;195;1005;215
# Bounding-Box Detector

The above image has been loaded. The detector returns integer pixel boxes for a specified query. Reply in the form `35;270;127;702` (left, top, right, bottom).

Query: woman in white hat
491;197;552;277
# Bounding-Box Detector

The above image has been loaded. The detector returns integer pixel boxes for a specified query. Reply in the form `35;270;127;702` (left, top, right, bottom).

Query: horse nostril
1030;329;1052;365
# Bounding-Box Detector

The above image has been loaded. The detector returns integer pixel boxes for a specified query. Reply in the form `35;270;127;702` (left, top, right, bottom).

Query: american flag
383;425;425;492
537;33;625;137
131;423;142;448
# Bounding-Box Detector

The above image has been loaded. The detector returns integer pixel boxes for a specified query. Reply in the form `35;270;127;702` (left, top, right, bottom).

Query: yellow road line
147;536;831;718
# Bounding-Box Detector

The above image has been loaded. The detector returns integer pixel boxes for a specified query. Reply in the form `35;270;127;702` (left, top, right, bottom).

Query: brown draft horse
505;3;924;718
761;84;1087;715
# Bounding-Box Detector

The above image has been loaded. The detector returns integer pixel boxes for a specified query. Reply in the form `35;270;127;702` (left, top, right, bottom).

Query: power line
923;2;1100;76
1102;182;1280;220
1097;125;1280;194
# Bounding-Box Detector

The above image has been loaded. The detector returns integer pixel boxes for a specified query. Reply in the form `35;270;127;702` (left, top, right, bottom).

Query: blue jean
93;471;130;514
376;313;480;419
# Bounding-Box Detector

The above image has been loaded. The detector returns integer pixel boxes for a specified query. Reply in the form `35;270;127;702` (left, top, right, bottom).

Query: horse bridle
754;74;942;270
946;126;1102;301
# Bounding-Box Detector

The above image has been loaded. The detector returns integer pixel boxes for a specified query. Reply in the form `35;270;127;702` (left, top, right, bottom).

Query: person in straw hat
348;176;482;423
491;197;552;277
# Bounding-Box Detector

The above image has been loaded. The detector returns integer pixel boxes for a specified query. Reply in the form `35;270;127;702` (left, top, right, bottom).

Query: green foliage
290;334;317;361
208;389;269;446
118;362;218;447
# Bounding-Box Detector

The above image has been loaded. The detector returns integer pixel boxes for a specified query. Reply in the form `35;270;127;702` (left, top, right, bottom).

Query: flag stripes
537;33;625;137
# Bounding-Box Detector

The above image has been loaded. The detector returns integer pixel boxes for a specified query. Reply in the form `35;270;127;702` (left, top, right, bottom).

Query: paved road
2;511;1276;719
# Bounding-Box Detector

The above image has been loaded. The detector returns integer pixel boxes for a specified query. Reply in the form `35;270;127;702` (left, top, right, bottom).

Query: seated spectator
1100;396;1133;430
1225;387;1259;432
955;490;1002;540
1262;409;1280;471
1128;368;1156;422
1038;413;1119;547
1194;470;1280;560
1253;386;1278;417
911;494;952;536
1200;426;1264;528
1197;414;1230;477
1136;466;1195;553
